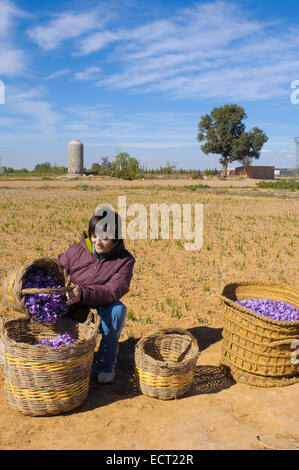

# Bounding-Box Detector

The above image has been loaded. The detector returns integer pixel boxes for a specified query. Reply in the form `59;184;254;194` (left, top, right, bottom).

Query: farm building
274;168;294;177
235;166;274;179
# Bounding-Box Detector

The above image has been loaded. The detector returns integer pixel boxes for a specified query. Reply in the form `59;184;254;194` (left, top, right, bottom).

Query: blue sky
0;0;299;170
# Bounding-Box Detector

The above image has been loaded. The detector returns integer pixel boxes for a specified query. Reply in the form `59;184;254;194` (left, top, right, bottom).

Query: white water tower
68;140;84;177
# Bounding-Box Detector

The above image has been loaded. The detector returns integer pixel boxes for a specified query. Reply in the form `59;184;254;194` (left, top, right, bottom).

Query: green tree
99;157;112;174
34;162;52;173
111;152;140;180
162;161;177;174
90;158;113;175
90;162;101;173
52;164;67;174
5;167;14;173
197;104;268;178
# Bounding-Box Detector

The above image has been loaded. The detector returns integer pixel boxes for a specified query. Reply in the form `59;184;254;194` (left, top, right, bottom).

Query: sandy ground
0;176;298;451
0;329;298;451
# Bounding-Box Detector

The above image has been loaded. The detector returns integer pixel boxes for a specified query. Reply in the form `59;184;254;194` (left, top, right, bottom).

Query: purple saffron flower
23;266;68;323
39;333;75;348
236;298;299;321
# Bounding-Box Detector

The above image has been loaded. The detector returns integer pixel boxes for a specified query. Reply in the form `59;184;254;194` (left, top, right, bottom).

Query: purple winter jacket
57;232;135;307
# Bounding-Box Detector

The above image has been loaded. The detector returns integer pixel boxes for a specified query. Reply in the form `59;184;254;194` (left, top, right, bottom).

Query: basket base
221;362;299;388
4;388;88;416
138;382;193;400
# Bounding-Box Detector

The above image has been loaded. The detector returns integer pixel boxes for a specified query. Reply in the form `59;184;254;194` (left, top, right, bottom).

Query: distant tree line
0;163;68;174
89;154;219;180
33;163;68;174
1;167;29;174
0;155;220;180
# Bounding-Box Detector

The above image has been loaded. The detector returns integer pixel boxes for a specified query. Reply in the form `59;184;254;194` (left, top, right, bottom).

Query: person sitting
57;204;135;384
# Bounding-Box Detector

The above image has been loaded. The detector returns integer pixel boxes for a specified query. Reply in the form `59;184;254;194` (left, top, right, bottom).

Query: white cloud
109;142;197;149
84;1;298;102
43;68;71;80
5;85;61;132
73;66;101;81
27;6;111;50
75;31;120;55
0;46;26;76
0;0;29;76
22;1;299;102
0;0;29;37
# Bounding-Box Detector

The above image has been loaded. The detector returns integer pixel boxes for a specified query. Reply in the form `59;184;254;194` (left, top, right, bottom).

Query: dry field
0;176;298;450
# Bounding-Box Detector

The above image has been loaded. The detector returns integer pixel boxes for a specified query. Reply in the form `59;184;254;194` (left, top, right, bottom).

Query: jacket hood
81;231;126;260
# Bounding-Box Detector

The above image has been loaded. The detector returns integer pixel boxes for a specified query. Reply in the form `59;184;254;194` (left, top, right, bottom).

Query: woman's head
88;204;122;254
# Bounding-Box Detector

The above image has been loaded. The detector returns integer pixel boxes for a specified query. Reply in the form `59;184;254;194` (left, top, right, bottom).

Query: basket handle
0;315;4;337
270;337;299;347
84;309;100;330
21;286;73;295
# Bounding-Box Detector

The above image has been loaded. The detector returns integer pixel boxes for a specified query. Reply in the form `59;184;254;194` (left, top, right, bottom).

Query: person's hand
66;284;82;305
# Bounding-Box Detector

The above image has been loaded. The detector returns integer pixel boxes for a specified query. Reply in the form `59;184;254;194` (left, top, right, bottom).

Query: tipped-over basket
220;281;299;387
1;311;99;416
135;328;199;400
1;257;72;320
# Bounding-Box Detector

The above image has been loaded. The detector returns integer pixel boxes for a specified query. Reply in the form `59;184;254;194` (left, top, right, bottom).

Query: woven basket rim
2;311;100;352
1;257;72;319
135;327;199;367
220;281;299;327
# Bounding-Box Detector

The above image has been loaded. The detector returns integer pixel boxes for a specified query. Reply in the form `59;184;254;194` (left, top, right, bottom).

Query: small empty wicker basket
1;311;99;416
135;328;199;400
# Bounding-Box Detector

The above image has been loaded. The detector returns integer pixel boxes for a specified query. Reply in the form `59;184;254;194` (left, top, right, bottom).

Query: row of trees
90;155;192;179
90;155;219;180
0;157;218;180
90;153;140;179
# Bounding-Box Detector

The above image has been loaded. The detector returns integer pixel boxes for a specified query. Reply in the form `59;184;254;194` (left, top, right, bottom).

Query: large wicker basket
1;258;72;319
135;328;199;400
220;282;299;387
1;311;99;416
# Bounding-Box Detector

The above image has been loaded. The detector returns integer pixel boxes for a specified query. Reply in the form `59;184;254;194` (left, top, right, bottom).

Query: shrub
256;179;298;191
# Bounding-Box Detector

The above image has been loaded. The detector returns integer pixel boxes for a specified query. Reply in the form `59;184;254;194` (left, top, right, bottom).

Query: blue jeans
93;301;127;374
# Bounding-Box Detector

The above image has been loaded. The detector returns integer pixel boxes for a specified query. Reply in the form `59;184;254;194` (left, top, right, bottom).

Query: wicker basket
220;282;299;387
135;328;199;400
1;257;72;319
1;311;99;416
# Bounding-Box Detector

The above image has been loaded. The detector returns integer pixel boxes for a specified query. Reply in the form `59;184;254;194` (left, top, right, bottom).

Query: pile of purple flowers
22;266;68;323
39;333;75;348
236;298;299;322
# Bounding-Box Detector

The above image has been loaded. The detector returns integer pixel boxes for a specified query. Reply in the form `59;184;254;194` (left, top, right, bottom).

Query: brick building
235;166;274;179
